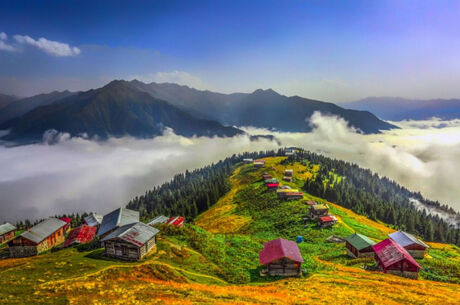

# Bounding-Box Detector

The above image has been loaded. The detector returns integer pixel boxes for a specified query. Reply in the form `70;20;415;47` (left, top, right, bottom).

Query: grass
1;156;459;304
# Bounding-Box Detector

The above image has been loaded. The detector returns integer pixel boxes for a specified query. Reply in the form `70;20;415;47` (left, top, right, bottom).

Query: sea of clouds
1;112;460;223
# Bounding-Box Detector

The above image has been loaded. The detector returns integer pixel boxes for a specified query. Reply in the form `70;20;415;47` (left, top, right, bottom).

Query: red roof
60;217;72;224
372;238;421;270
167;216;185;226
319;216;335;222
259;238;304;265
286;192;303;196
63;225;97;247
267;183;279;188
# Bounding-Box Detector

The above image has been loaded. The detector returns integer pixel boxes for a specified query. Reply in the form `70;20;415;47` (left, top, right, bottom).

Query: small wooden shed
345;233;376;258
389;231;429;259
318;216;337;228
267;183;279;191
284;192;303;201
372;238;422;279
102;222;159;261
64;225;97;248
167;216;185;226
282;176;293;182
284;169;293;177
259;238;304;277
277;188;299;199
97;207;139;239
253;160;266;168
0;223;16;244
307;204;329;219
9;218;67;258
147;215;169;226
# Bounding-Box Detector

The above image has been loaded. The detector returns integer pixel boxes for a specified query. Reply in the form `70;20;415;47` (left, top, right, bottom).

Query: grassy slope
1;157;459;304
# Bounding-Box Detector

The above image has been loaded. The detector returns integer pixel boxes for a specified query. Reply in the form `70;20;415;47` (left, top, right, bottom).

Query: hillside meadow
1;156;459;304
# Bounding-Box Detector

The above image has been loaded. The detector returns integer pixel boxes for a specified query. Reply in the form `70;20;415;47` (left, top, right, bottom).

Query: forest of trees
284;150;460;245
127;150;283;221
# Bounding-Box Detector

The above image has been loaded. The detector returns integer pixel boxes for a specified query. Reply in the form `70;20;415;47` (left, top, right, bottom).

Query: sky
1;0;460;101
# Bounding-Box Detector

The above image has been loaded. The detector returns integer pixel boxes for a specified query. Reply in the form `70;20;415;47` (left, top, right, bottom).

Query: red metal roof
259;238;304;265
267;183;279;188
372;238;421;270
167;216;185;226
286;192;303;196
63;225;97;247
60;217;72;224
319;216;335;222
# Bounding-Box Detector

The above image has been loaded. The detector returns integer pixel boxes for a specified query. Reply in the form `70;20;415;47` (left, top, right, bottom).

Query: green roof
311;204;328;210
345;233;376;250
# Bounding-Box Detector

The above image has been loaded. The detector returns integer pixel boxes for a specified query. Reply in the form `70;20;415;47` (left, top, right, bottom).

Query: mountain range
0;80;396;143
345;97;460;121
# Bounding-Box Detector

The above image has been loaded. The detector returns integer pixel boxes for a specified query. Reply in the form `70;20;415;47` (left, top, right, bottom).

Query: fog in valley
1;113;460;223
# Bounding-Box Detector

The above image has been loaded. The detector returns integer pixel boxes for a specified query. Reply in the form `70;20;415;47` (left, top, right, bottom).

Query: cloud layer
1;114;460;223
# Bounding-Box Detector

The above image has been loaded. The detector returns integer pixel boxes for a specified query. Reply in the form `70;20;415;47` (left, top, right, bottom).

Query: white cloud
0;40;19;52
131;70;206;89
0;32;7;40
13;34;81;56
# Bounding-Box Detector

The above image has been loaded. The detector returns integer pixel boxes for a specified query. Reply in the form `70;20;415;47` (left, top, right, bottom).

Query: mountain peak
252;88;279;96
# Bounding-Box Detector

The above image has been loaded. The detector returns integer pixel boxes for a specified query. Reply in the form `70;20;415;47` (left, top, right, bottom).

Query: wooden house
60;217;72;233
344;233;376;258
389;231;429;259
97;208;139;239
318;216;337;228
265;178;279;184
0;223;16;244
253;160;266;168
147;215;169;226
282;176;293;182
259;238;304;277
303;200;317;206
372;238;422;279
243;158;253;164
84;212;103;227
101;222;159;261
63;225;97;248
284;169;293;177
167;216;185;226
307;204;329;219
9;218;67;258
266;183;279;191
285;148;297;156
262;174;272;180
284;192;303;201
277;188;299;199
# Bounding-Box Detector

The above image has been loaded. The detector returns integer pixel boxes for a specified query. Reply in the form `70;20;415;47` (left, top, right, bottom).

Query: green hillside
1;156;459;304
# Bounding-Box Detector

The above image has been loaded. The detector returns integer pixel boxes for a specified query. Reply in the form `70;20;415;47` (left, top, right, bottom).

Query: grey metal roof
389;231;429;249
147;215;169;226
0;222;16;235
20;218;66;244
97;208;139;236
101;222;159;247
84;212;103;227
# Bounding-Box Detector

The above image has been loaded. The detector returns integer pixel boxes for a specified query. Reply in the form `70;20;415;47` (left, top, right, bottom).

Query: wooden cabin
389;231;429;259
282;176;293;182
307;204;329;219
64;225;97;248
243;158;253;164
277;188;299;199
259;238;304;277
101;222;159;261
285;148;297;156
303;200;317;206
345;233;376;258
167;216;185;226
9;218;67;258
84;212;103;227
266;183;279;191
253;160;266;168
0;223;16;244
262;174;272;180
372;238;422;279
284;192;303;201
265;178;279;184
60;217;72;233
147;215;169;226
284;169;293;177
97;207;139;239
318;216;337;228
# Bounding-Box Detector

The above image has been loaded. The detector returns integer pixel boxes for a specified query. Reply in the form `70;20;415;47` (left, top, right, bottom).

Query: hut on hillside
84;212;103;227
262;174;272;180
9;218;67;258
64;225;97;248
243;158;253;164
147;215;169;226
372;238;422;279
303;200;317;206
253;160;266;168
259;238;304;276
389;231;429;259
0;223;16;244
282;176;293;182
267;183;279;191
265;178;279;184
318;216;337;228
60;217;72;233
101;222;159;261
344;233;376;258
285;192;303;201
167;216;185;226
285;147;297;156
97;208;139;239
307;204;329;219
284;169;293;177
277;188;299;199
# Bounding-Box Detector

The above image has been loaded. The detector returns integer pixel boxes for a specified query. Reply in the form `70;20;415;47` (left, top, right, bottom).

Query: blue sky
1;0;460;101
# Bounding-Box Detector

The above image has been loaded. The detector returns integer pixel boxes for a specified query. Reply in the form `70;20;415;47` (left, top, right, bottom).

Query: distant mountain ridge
130;80;396;133
0;94;19;111
345;97;460;121
0;80;243;143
